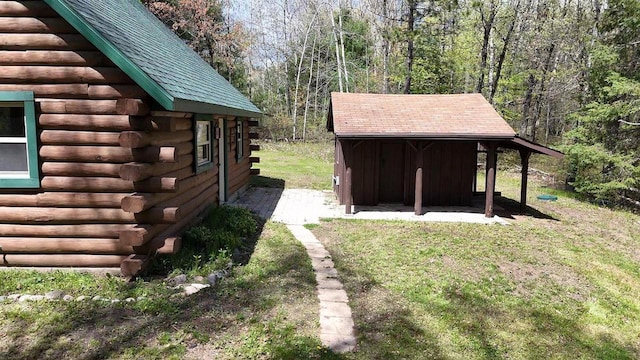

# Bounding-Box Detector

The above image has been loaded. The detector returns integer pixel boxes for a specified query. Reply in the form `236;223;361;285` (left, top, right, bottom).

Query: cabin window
236;120;243;162
0;91;39;188
195;120;215;173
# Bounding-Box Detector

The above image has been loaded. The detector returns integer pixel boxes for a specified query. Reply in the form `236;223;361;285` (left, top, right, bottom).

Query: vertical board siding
335;138;476;207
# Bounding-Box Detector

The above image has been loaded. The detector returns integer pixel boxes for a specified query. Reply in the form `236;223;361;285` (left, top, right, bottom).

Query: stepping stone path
233;188;357;352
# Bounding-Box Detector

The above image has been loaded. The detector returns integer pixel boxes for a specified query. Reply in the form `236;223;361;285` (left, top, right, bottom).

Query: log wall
0;2;222;274
227;117;253;197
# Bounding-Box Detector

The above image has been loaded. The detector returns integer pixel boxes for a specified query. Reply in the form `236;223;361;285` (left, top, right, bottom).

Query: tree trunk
404;0;416;94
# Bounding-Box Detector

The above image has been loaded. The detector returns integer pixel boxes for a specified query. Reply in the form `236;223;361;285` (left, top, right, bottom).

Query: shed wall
335;139;476;207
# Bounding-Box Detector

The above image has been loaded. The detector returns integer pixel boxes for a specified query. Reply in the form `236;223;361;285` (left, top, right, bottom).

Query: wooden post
414;142;423;215
345;166;352;215
520;150;531;215
484;142;497;218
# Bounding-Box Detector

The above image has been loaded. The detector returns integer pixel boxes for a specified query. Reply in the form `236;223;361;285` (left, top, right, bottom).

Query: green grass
312;172;640;359
0;222;336;359
250;141;334;190
3;142;639;359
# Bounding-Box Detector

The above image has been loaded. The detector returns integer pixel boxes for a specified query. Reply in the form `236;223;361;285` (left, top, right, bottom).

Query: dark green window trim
236;120;244;163
194;115;215;174
0;91;40;188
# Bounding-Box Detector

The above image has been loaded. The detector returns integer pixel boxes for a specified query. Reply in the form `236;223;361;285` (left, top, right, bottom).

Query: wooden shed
327;92;562;217
0;0;262;275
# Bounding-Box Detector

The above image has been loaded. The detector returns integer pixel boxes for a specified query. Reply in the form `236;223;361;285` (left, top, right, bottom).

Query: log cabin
0;0;262;275
327;92;563;217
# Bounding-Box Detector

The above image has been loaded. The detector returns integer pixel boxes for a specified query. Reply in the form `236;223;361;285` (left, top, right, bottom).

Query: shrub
152;205;258;276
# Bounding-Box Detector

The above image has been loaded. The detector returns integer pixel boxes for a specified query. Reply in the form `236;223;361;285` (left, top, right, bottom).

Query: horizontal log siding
0;4;222;271
0;4;142;269
227;118;252;197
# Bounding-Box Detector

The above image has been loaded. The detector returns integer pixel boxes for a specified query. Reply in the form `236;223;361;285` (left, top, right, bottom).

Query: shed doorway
379;142;405;203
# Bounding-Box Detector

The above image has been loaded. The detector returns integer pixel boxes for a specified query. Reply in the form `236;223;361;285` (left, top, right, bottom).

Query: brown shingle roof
328;92;516;139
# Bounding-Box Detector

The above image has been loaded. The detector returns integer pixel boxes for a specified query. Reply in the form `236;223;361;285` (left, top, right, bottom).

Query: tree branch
619;120;640;126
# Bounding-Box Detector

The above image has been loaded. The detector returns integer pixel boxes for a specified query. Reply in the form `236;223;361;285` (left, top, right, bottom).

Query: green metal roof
44;0;262;118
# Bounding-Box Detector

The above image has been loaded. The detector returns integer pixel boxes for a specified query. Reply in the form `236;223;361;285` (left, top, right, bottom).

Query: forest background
141;0;639;205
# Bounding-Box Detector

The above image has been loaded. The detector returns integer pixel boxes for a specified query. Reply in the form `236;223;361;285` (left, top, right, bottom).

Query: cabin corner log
0;84;90;98
0;207;137;224
40;130;121;145
248;120;259;127
0;34;94;51
250;144;260;152
88;85;148;99
249;157;260;164
116;99;150;116
0;193;128;208
134;183;218;224
119;224;171;246
121;169;217;212
40;145;177;163
0;238;133;254
120;255;150;277
39;114;133;131
0;254;128;268
249;132;259;139
0;66;130;84
249;169;260;176
0;1;60;17
119;130;193;148
136;188;218;256
0;50;107;67
119;154;194;181
0;17;77;34
41;176;177;193
39;114;191;132
0;224;135;238
42;162;122;177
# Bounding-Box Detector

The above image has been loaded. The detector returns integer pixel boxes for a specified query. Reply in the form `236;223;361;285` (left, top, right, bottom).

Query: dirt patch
498;261;591;301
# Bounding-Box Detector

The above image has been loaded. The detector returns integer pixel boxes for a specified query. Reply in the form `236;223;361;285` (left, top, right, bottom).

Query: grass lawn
2;142;639;359
0;222;332;359
250;141;334;190
312;171;640;359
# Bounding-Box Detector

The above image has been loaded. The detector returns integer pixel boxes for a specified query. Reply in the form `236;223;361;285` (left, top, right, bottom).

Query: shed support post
484;142;497;218
414;142;423;215
519;150;531;214
345;166;352;215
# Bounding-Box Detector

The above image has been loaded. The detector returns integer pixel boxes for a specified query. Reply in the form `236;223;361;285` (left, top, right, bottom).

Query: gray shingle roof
45;0;261;117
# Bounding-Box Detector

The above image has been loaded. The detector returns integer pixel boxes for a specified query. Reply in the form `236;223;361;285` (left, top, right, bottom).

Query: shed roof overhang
498;136;564;158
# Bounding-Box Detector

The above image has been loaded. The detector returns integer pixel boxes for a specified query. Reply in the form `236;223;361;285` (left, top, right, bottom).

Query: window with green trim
0;91;39;188
236;120;243;162
195;119;215;173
